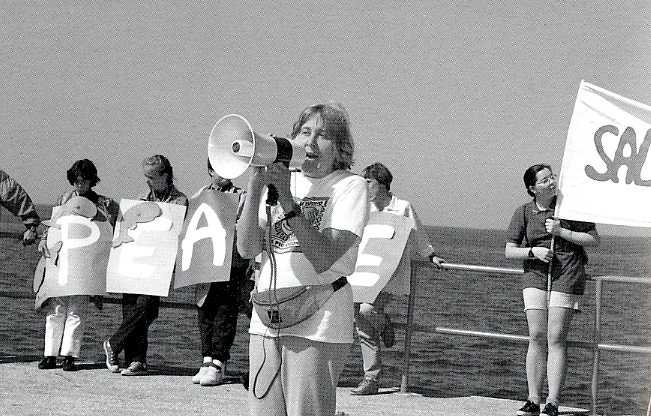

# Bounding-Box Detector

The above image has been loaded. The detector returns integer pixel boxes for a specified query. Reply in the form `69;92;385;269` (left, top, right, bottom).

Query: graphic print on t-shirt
271;197;328;254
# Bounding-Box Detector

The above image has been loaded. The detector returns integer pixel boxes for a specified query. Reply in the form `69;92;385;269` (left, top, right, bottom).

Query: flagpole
547;202;560;306
547;235;554;306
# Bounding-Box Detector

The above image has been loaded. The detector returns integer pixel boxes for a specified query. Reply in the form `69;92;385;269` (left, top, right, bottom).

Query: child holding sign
104;155;188;376
191;159;252;386
37;159;119;371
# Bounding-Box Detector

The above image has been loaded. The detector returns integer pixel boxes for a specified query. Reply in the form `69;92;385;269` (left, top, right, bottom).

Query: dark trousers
197;280;239;361
109;294;160;364
197;259;252;361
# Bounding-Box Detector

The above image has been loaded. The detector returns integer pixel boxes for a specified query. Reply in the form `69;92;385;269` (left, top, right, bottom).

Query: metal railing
0;234;648;415
400;260;651;416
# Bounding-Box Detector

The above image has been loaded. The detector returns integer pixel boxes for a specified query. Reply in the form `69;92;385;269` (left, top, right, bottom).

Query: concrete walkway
0;359;592;416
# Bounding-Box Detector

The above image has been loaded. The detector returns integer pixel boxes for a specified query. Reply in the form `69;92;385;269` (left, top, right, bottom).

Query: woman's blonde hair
290;103;354;170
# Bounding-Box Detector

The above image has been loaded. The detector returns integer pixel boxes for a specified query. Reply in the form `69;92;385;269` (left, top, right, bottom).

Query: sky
1;1;650;235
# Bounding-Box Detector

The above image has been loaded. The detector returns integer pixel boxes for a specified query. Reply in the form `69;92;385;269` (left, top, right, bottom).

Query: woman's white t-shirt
249;170;368;343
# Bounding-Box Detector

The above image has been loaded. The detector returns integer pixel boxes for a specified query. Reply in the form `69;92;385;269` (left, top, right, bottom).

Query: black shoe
62;356;77;372
541;403;559;416
516;400;540;415
38;356;57;370
240;372;249;390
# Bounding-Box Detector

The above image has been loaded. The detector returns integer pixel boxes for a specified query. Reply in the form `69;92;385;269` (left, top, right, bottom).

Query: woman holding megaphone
237;103;368;416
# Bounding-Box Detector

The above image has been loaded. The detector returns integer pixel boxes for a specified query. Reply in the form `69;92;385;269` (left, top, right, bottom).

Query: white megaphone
208;114;306;179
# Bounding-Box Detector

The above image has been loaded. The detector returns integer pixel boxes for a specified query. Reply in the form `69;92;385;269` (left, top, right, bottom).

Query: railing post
400;261;418;393
591;278;603;416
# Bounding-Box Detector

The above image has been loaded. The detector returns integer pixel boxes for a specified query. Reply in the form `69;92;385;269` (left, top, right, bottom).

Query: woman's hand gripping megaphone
247;163;292;207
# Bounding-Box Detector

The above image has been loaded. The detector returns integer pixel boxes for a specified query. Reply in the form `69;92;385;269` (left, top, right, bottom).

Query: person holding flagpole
505;163;599;416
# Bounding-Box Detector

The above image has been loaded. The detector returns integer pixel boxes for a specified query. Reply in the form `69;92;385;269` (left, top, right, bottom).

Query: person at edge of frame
0;168;41;244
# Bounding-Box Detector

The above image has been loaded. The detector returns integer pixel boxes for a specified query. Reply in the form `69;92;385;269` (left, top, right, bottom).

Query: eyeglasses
535;174;556;186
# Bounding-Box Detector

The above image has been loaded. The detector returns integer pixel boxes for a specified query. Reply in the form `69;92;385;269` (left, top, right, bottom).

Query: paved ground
0;358;592;416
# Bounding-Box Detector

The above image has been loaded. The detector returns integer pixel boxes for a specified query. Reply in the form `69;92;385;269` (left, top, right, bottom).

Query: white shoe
200;362;224;386
192;364;209;384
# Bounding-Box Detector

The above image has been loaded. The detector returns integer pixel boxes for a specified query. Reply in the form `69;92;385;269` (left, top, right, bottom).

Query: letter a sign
557;81;651;227
173;189;239;288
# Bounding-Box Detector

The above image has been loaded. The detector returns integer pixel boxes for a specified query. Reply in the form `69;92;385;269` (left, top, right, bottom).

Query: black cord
252;204;284;400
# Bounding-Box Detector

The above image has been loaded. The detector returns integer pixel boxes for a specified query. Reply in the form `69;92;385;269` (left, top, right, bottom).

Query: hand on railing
429;254;445;269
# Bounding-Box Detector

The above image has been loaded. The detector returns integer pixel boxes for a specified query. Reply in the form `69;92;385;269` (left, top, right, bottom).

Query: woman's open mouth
305;151;319;160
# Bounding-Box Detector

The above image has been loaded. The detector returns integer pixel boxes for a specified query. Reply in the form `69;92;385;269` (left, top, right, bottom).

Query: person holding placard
505;163;599;416
191;159;252;387
104;155;188;376
351;162;445;395
0;168;40;245
37;159;119;371
237;103;368;416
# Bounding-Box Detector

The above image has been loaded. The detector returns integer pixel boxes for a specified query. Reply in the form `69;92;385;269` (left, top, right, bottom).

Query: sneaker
62;356;77;372
200;362;224;386
121;361;148;376
350;378;379;395
541;403;559;416
103;340;120;373
192;363;210;384
38;356;57;370
516;400;540;416
381;314;395;348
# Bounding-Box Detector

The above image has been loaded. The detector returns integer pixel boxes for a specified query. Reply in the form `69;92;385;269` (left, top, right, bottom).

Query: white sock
212;359;224;370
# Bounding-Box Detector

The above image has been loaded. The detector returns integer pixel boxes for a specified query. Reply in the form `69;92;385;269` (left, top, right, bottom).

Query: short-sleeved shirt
506;199;596;295
249;169;368;343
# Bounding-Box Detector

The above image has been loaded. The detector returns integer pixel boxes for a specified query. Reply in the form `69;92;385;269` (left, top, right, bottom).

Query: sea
0;210;649;415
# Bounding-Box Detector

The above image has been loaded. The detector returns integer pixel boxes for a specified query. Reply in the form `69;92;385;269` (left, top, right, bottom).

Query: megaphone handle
266;185;279;206
265;159;290;206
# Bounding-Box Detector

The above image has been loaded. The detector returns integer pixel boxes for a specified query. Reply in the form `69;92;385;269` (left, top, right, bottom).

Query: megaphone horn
208;114;306;179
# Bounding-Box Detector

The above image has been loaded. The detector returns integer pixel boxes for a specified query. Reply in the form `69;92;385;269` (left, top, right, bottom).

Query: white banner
557;81;651;227
34;197;113;309
106;199;187;297
348;212;412;303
